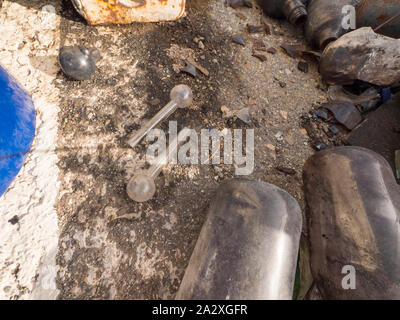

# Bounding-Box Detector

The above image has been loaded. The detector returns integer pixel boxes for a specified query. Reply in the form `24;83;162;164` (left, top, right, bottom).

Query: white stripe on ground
0;1;60;300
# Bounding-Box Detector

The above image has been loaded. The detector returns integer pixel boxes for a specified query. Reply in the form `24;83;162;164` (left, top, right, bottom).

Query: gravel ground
1;0;334;299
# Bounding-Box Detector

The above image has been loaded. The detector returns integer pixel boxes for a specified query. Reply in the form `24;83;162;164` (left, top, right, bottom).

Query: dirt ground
2;0;339;299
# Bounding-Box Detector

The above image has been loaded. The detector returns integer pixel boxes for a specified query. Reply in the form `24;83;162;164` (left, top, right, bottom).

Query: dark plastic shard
303;146;400;299
232;34;246;46
176;178;302;300
322;101;362;130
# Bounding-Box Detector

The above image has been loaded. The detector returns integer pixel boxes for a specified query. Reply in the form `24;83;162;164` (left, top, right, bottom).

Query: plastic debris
315;108;329;121
303;146;400;299
0;65;36;197
327;85;380;106
58;46;100;81
235;107;252;124
320;27;400;87
176;178;302;299
232;34;246;46
312;142;328;151
280;44;306;58
257;0;307;25
252;53;267;62
322;101;362;130
71;0;186;25
180;61;197;77
328;124;339;135
127;128;191;202
128;85;193;148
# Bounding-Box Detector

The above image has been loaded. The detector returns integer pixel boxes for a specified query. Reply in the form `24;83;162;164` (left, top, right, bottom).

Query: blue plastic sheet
0;64;36;197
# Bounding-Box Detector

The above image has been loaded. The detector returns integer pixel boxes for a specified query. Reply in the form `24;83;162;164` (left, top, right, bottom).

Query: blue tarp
0;64;36;197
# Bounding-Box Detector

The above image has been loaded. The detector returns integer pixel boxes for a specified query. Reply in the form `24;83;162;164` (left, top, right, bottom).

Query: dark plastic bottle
176;178;302;300
257;0;308;25
303;146;400;299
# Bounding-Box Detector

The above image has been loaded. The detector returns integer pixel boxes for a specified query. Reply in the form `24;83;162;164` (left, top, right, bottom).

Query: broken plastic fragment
232;35;246;46
180;61;197;77
126;128;191;202
322;101;362;130
128;84;193;148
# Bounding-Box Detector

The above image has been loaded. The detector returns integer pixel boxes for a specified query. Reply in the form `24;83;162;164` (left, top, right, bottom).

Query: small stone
198;41;205;50
8;215;19;225
221;105;233;118
279;110;288;120
266;144;276;151
248;97;256;105
279;81;287;88
299;128;308;136
267;47;277;54
298;61;309;73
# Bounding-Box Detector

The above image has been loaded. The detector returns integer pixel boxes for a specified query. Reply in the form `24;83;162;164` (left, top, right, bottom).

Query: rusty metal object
357;0;400;38
303;146;400;299
176;178;302;300
71;0;186;25
322;101;362;130
320;27;400;87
